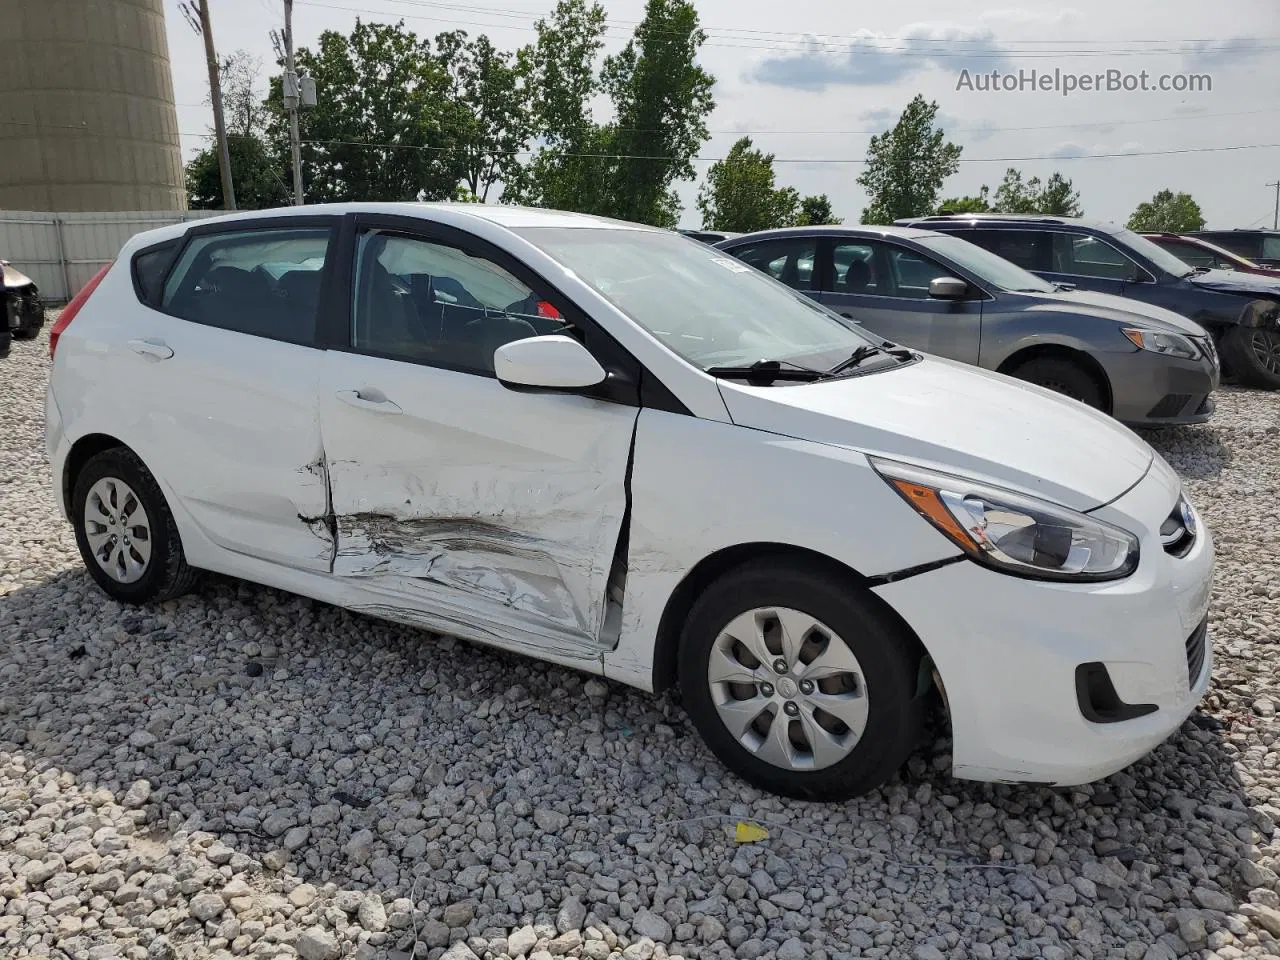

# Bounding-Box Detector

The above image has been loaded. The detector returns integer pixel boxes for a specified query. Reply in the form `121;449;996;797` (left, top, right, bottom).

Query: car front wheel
678;558;925;800
72;447;198;603
1220;326;1280;389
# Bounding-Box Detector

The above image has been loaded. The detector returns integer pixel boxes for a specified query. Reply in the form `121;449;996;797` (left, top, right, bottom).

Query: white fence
0;211;221;302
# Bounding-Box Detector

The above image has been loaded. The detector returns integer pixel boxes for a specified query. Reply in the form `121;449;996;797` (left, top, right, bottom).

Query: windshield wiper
704;358;831;384
826;343;913;376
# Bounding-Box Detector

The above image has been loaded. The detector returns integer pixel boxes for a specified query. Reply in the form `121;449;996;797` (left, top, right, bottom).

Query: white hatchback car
46;204;1213;800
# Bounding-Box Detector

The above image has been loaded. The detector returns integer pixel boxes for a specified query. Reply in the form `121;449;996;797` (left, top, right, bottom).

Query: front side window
520;227;882;373
731;237;819;291
161;227;331;343
352;231;572;375
1050;233;1146;282
882;244;959;299
1151;239;1214;269
1264;236;1280;260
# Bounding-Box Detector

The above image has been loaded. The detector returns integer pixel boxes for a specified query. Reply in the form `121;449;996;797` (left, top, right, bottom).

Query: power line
295;0;1280;57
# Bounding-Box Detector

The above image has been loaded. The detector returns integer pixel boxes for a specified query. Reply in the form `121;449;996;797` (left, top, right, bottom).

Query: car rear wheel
1009;355;1106;410
677;559;924;800
11;320;43;340
72;448;198;604
1220;326;1280;390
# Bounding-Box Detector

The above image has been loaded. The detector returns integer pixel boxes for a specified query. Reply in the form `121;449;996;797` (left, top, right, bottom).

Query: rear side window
132;242;180;307
730;237;819;291
1052;233;1145;281
965;229;1053;272
160;227;332;345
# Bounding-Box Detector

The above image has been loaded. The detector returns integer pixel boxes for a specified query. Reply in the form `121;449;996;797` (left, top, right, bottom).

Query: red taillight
50;261;113;360
536;300;561;320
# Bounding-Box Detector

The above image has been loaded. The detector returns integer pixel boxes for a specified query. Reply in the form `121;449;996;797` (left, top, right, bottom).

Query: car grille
1186;617;1208;688
1190;334;1218;368
1160;496;1197;557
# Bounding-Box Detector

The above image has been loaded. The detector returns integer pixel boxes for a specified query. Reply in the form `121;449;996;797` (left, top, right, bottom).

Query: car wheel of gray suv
677;558;924;800
1220;327;1280;390
1009;356;1105;411
72;448;199;604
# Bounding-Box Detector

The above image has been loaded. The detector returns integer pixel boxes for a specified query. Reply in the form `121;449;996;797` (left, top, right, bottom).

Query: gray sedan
714;226;1219;426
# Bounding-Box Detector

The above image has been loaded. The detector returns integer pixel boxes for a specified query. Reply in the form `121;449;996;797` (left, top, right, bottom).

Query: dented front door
317;350;636;656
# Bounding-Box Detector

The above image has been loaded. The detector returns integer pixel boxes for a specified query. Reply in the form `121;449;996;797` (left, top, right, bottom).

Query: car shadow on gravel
0;566;1271;957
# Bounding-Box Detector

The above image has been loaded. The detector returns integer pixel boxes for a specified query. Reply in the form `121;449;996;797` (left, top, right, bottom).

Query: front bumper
873;459;1213;786
1107;340;1219;427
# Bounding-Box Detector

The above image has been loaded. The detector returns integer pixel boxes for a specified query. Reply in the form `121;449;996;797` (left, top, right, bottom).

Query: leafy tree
991;168;1081;216
602;0;715;226
275;20;466;203
697;137;801;232
937;187;991;214
187;134;290;209
504;0;611;213
218;50;271;139
857;95;961;223
796;194;842;225
1127;189;1206;232
435;31;531;202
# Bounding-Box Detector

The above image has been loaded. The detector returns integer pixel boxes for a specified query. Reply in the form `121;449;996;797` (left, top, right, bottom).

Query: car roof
895;213;1123;234
717;224;942;244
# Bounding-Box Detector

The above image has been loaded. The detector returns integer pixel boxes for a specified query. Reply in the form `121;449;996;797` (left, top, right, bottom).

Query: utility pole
283;0;304;205
1269;181;1280;230
183;1;236;210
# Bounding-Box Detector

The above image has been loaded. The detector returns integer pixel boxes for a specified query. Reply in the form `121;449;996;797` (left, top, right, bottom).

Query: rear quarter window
131;241;181;307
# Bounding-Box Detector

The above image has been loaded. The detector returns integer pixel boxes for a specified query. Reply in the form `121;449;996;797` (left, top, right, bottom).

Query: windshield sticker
710;257;752;273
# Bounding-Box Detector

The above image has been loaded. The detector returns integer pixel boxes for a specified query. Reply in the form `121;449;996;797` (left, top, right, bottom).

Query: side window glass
1056;234;1142;281
133;243;178;306
968;230;1052;271
161;227;331;344
352;231;571;375
731;238;819;290
832;243;878;293
1161;241;1213;269
883;246;955;299
1263;237;1280;260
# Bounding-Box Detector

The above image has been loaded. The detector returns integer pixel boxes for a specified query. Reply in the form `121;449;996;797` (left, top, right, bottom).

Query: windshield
518;227;881;371
916;234;1054;293
1112;228;1194;278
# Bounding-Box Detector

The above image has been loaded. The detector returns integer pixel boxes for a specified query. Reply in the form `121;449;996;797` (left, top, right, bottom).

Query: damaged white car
46;204;1213;800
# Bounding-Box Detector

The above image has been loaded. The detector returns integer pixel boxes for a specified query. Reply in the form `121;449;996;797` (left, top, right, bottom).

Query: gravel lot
3;318;1280;960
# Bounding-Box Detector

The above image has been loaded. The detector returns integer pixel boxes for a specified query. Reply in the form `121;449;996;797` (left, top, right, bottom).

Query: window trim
333;213;650;409
157;214;344;349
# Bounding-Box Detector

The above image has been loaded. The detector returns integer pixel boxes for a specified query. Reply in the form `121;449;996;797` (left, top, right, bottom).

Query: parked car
715;226;1219;426
1187;228;1280;269
1140;233;1280;278
895;214;1280;390
3;260;45;342
679;229;742;244
46;203;1213;800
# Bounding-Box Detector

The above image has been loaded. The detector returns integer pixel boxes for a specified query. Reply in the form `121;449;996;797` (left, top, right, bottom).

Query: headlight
1122;328;1198;360
872;458;1140;582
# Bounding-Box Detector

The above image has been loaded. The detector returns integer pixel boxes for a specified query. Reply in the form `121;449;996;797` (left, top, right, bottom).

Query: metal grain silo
0;0;186;211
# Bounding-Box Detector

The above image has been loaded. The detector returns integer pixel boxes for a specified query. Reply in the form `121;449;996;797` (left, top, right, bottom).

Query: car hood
718;356;1154;511
1020;287;1207;335
1188;269;1280;298
1;262;36;291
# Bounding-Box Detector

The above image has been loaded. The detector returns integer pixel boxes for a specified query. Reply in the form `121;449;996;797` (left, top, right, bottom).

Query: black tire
677;559;924;801
71;447;198;604
1219;326;1280;390
1010;355;1106;410
11;321;42;341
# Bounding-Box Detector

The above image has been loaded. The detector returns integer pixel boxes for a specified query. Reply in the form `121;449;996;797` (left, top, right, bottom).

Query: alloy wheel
1250;330;1280;375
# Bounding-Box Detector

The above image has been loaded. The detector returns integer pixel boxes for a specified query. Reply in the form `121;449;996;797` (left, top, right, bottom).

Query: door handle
336;389;403;415
128;338;173;361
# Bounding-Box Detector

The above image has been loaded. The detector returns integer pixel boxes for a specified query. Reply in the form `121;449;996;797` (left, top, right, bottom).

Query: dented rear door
316;221;636;657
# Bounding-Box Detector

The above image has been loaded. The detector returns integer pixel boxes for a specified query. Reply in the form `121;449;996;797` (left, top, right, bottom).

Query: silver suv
716;226;1219;426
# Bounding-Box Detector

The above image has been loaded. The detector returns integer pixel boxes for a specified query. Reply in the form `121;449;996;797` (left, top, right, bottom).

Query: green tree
991;168;1082;216
937;186;991;214
504;0;611;212
796;194;842;225
697;137;801;232
1127;189;1205;232
435;31;530;202
857;95;962;223
602;0;715;226
187;135;289;209
275;20;466;203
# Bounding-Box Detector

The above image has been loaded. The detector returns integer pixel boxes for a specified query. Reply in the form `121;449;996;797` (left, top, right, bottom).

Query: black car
3;260;45;345
895;214;1280;389
1186;229;1280;269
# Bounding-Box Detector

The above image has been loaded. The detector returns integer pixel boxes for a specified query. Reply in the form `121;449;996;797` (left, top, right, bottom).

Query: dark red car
1141;233;1280;278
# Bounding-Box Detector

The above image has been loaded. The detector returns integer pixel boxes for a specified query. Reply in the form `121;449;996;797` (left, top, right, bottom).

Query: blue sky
167;0;1280;229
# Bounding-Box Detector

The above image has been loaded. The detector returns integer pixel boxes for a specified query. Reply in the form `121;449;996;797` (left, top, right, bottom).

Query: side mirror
928;277;970;300
494;334;606;390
